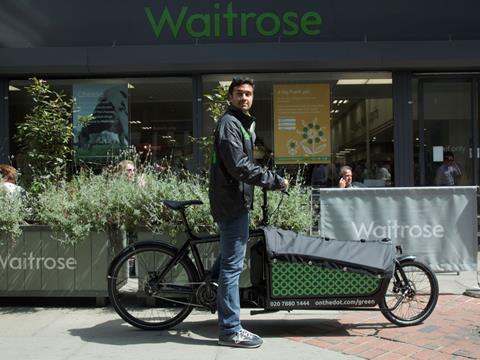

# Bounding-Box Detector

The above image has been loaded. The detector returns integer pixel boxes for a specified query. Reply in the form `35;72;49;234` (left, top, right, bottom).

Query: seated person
338;165;365;188
377;162;392;187
0;164;24;195
117;160;136;182
117;160;145;186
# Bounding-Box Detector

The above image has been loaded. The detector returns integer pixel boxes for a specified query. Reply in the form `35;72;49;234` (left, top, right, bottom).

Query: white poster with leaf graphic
273;84;330;164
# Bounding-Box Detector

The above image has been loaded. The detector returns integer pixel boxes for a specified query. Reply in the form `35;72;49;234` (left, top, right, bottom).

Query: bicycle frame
108;197;438;329
145;204;397;313
153;216;265;287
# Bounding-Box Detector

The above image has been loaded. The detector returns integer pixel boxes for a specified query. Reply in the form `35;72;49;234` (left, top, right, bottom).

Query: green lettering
240;12;256;36
300;11;322;36
146;5;322;40
223;2;238;37
145;6;188;38
282;12;299;36
256;12;281;36
214;3;221;37
186;13;211;37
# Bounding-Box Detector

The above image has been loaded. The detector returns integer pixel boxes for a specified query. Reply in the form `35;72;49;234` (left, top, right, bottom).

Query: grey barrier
311;186;478;272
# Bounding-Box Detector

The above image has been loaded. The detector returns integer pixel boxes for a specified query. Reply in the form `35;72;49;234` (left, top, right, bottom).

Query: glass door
414;78;474;186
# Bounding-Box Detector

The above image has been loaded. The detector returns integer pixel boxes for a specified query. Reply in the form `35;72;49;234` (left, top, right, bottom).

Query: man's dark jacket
209;106;284;222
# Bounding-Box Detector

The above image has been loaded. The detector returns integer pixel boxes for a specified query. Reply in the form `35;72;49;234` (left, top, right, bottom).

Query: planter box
0;226;181;300
0;226;261;301
0;226;118;301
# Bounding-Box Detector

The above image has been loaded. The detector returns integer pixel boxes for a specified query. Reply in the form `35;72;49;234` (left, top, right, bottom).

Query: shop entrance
414;77;479;186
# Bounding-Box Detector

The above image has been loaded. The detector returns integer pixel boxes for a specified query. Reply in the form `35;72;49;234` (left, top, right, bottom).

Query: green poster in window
73;84;129;162
273;84;331;164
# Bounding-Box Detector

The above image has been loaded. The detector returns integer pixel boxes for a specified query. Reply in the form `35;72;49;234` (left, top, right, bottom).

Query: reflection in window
9;78;193;171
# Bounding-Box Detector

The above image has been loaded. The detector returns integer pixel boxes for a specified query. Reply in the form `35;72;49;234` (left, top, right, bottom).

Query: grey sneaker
218;329;263;348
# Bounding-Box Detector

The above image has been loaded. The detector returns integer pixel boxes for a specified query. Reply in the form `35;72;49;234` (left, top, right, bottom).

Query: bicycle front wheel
380;260;438;326
108;243;198;330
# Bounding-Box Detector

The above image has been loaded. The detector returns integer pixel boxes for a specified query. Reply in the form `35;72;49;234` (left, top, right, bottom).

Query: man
209;77;288;348
338;165;366;188
338;165;354;188
435;151;462;186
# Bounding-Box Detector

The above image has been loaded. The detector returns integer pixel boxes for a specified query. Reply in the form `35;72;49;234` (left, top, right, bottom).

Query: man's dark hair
228;77;255;95
444;151;454;161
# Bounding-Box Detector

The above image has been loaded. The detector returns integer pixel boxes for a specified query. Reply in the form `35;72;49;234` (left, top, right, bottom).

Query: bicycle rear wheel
380;260;438;326
108;243;198;330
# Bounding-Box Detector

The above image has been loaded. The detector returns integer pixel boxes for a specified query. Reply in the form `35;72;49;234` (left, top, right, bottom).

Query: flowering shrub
1;167;306;244
0;189;28;240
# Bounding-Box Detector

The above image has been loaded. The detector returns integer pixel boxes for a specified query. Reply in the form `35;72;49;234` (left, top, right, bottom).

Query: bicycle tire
108;243;199;330
380;260;438;326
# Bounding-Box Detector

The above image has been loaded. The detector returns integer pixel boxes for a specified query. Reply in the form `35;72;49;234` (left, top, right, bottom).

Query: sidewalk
0;269;478;360
0;307;359;360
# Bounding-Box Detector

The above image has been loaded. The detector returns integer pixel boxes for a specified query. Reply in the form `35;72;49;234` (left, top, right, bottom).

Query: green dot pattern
270;262;381;298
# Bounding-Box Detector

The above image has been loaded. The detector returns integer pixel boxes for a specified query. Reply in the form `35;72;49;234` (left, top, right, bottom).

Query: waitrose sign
145;2;322;39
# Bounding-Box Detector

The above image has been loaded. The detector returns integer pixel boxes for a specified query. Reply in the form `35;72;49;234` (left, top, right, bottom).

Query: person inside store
377;161;392;186
209;77;289;348
0;164;24;195
338;165;364;188
435;151;462;186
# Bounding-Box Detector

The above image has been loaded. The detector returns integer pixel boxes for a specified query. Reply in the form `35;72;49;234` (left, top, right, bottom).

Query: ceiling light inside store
127;83;135;89
337;79;368;85
366;79;392;85
337;79;391;85
8;85;20;91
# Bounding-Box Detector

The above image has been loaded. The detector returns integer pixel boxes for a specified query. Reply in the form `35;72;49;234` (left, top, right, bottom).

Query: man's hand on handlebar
277;179;289;192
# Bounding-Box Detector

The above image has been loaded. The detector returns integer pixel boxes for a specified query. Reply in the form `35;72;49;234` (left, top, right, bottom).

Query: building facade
2;0;480;187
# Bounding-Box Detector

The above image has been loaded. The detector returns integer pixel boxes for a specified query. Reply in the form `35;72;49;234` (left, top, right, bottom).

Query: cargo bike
107;190;439;330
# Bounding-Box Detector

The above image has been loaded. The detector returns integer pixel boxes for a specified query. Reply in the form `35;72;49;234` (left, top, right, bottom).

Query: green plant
251;175;311;233
0;189;27;240
204;83;230;123
191;83;230;169
34;164;312;244
35;168;216;244
15;78;77;192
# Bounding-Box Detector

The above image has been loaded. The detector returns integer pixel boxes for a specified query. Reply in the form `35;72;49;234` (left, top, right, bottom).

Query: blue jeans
211;211;249;337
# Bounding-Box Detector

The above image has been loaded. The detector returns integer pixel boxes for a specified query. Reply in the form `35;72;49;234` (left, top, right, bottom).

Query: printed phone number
269;299;376;307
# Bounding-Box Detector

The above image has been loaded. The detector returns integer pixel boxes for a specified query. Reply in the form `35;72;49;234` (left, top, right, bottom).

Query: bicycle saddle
163;199;203;211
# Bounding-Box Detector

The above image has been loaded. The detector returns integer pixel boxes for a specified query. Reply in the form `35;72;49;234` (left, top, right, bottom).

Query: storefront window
412;78;472;186
9;77;193;171
202;72;393;187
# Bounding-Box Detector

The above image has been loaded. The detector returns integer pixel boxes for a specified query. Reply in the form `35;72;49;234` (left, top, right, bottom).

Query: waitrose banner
315;186;478;272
